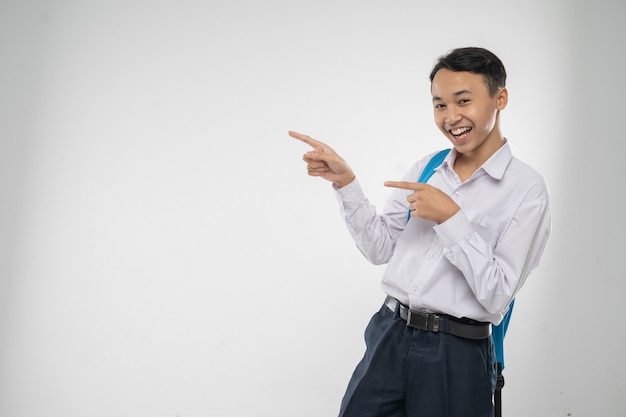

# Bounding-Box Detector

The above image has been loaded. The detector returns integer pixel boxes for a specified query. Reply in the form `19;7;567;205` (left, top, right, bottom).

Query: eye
459;98;471;105
434;103;446;109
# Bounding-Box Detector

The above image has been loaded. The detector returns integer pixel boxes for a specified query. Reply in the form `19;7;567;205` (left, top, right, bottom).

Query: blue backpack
415;148;511;416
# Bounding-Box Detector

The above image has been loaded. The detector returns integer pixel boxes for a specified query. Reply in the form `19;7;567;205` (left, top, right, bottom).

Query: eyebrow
432;89;473;102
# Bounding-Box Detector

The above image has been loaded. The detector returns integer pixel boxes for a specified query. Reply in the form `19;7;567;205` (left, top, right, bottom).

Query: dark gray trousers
339;304;496;417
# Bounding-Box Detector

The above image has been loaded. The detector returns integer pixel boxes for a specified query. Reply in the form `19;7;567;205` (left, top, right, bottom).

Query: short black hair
429;47;507;96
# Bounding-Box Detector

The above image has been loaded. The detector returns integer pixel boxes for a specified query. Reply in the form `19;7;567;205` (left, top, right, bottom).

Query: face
431;69;507;158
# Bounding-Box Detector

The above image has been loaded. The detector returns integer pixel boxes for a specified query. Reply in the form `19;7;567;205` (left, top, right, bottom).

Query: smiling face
431;68;508;161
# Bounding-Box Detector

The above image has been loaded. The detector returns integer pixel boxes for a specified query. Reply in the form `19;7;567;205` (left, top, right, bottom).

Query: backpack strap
418;148;451;183
407;149;451;221
493;300;514;369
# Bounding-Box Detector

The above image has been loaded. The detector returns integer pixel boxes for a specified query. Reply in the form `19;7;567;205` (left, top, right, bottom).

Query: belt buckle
407;310;441;333
429;314;441;332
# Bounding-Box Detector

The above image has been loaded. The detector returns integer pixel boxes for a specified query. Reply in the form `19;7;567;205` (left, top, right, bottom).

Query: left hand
384;181;460;224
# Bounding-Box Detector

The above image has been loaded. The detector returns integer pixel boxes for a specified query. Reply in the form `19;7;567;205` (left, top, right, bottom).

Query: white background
1;1;624;416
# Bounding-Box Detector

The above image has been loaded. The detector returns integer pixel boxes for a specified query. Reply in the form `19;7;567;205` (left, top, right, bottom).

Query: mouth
449;126;472;141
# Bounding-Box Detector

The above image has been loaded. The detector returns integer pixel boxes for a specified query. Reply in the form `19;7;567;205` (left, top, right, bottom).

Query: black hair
429;47;507;96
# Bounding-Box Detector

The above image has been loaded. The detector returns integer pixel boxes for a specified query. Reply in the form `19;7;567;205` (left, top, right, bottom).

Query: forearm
335;179;405;265
436;199;551;315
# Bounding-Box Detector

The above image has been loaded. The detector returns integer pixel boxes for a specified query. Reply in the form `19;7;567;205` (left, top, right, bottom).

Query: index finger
384;181;426;191
288;131;322;148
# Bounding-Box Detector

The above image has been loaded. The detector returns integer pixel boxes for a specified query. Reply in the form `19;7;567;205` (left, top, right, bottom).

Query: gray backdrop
1;0;624;416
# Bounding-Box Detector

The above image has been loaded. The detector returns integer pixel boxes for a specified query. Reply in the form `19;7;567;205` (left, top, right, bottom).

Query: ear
496;87;508;110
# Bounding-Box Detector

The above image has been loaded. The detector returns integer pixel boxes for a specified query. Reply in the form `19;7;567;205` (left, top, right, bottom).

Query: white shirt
335;142;552;324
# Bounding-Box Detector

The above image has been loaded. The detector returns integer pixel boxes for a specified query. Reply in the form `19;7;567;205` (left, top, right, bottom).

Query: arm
385;179;552;316
289;131;404;264
436;183;552;314
335;179;408;264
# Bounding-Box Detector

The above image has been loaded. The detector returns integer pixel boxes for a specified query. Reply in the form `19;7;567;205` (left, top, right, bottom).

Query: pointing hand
289;131;355;188
384;181;460;224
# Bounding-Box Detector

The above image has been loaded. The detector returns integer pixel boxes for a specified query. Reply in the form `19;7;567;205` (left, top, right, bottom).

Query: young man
289;47;551;417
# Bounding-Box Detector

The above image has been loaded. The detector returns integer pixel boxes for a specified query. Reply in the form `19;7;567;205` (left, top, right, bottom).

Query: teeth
451;127;471;136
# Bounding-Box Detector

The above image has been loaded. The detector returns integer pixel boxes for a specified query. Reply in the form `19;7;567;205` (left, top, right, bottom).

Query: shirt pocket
470;213;509;249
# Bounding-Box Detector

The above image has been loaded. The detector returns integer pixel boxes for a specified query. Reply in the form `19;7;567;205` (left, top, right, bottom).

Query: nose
444;106;461;126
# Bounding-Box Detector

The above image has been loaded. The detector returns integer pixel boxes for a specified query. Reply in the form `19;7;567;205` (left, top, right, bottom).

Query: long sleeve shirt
335;142;552;325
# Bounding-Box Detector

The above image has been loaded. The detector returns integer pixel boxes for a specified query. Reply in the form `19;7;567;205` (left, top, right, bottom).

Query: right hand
384;181;460;224
288;131;355;188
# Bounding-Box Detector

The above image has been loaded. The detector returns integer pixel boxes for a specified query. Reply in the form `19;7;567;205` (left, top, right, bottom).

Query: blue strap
407;149;451;221
493;300;514;369
410;147;513;368
418;149;451;183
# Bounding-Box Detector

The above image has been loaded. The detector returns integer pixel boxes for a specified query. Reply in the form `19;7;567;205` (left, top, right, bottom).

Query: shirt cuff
434;210;473;247
334;178;366;211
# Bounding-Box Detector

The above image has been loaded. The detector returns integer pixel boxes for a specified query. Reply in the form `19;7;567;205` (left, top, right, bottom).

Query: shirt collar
442;140;513;180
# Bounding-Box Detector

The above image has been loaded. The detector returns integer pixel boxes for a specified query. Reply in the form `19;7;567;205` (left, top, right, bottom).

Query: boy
289;47;551;417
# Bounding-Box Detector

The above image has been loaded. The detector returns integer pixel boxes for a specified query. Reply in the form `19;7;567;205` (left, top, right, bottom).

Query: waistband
384;296;491;340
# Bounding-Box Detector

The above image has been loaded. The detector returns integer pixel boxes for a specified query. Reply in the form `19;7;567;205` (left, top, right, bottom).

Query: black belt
384;296;491;340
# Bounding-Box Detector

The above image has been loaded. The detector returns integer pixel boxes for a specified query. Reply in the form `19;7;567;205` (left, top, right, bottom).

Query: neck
453;128;505;182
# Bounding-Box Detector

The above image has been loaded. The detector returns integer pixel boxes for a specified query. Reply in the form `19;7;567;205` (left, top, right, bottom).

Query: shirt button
454;191;461;198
